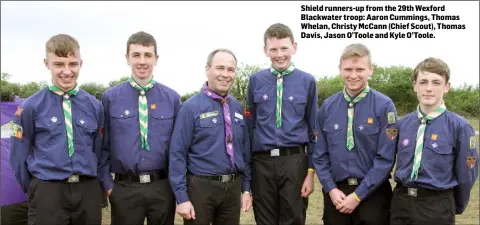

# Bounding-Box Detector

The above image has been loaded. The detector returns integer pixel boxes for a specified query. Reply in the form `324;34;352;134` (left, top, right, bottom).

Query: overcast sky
2;1;478;95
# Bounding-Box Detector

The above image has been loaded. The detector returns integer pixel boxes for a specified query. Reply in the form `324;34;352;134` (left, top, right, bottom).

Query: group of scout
9;22;478;225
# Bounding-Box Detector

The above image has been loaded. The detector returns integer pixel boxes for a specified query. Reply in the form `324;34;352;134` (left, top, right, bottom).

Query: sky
1;1;479;95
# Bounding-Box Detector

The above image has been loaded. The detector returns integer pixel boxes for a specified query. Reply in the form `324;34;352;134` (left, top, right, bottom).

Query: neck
52;80;76;93
133;75;152;87
419;100;443;115
345;84;367;97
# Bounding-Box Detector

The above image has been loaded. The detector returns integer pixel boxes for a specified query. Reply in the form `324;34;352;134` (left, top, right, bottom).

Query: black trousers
322;179;392;225
109;178;175;225
27;177;102;225
390;184;455;225
184;174;242;225
251;147;309;225
1;201;28;225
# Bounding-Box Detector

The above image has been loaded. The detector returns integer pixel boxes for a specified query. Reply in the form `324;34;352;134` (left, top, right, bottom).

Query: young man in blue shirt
390;57;478;225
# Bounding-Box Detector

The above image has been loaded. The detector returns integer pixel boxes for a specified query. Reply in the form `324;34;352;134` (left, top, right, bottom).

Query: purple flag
1;101;28;206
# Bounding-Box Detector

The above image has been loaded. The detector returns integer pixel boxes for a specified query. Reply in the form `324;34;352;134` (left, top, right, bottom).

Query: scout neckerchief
410;103;447;181
343;85;370;151
202;83;234;167
129;77;156;151
48;83;79;157
271;63;295;128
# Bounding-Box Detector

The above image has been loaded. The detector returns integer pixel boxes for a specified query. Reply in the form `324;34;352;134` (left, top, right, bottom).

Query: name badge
234;112;243;120
200;111;219;119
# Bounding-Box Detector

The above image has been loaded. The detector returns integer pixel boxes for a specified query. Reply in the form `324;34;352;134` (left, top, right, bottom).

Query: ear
292;42;297;55
79;59;83;68
44;58;49;68
125;54;130;65
412;81;417;92
264;46;268;57
444;81;451;93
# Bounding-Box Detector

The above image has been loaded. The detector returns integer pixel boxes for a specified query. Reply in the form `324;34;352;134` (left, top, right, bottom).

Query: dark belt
43;174;96;183
193;173;239;183
337;178;363;186
254;145;304;157
396;184;453;198
115;170;168;183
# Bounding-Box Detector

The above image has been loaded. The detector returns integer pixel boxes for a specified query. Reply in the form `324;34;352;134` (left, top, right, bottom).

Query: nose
62;66;72;75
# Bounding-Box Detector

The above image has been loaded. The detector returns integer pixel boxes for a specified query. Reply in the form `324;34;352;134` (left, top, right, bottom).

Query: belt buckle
67;174;79;183
407;188;418;197
139;174;151;184
220;174;233;182
347;178;358;186
270;149;280;157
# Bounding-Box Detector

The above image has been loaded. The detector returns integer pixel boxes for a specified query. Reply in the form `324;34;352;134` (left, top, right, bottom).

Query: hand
336;193;360;214
176;201;196;220
328;188;346;207
106;189;112;197
301;172;315;198
241;192;252;212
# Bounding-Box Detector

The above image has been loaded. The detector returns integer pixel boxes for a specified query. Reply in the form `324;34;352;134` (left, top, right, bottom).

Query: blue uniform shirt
9;88;104;193
99;81;181;191
313;88;398;200
394;110;478;214
169;91;251;204
245;68;318;168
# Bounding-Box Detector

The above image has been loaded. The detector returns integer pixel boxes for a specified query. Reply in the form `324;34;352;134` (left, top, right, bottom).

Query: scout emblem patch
386;128;398;140
466;156;477;169
387;112;395;124
12;123;23;139
470;136;476;149
367;118;373;124
431;133;438;141
200;111;219;119
15;106;23;116
150;104;156;110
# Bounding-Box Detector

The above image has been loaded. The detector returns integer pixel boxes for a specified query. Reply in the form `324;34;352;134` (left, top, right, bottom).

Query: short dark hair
413;57;450;83
126;31;157;56
264;23;295;46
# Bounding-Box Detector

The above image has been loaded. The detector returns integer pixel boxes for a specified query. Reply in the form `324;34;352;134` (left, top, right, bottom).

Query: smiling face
338;43;373;96
205;50;237;96
43;34;82;92
126;44;158;80
263;23;297;71
412;57;451;109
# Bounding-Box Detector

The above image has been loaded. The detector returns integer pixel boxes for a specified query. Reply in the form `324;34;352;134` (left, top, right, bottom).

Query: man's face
205;52;236;96
264;37;297;71
126;44;158;80
339;56;372;94
414;71;450;107
44;52;82;92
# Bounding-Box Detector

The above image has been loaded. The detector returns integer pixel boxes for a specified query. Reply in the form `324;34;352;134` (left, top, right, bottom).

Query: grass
101;119;480;225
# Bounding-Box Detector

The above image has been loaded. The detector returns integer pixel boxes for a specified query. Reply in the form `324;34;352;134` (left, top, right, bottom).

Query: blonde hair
339;43;372;66
45;34;80;57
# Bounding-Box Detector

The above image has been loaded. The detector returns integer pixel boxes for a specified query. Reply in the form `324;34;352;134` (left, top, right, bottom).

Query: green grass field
101;119;480;225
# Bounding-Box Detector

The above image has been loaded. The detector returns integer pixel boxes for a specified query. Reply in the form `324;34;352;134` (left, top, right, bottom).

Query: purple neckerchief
202;83;234;167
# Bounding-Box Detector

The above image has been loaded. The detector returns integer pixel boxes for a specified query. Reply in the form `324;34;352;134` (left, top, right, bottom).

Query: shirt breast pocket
283;92;307;119
34;116;63;147
425;139;454;166
232;115;245;142
253;87;275;119
75;119;97;147
322;123;344;149
110;109;136;133
150;109;174;136
355;122;380;147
